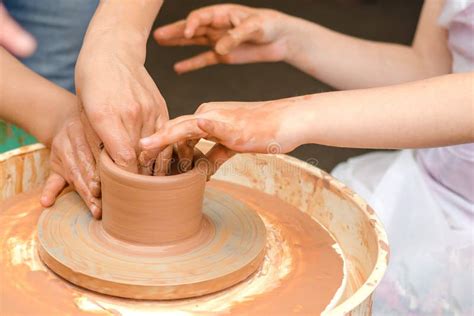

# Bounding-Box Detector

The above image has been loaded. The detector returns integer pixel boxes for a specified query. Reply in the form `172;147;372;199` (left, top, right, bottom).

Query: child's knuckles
196;102;214;113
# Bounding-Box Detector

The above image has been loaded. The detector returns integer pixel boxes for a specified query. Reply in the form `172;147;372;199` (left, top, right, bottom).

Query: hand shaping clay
36;150;267;299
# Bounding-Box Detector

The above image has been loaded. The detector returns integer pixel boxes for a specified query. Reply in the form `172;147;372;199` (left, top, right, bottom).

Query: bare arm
76;0;170;175
83;0;163;56
0;48;74;145
284;0;452;89
295;73;473;148
0;48;101;217
140;73;474;163
155;1;451;89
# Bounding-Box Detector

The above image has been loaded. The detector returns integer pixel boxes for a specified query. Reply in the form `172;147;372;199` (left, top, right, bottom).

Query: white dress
332;1;474;314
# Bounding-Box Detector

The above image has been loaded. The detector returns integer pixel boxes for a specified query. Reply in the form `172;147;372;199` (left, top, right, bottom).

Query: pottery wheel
37;188;266;300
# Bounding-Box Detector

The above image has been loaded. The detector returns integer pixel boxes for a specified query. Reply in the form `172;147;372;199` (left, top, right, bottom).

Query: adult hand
140;100;302;175
0;4;36;57
75;30;171;175
40;115;101;219
154;4;290;74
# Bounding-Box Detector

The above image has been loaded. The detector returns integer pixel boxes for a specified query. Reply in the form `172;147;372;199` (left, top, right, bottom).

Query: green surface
0;120;37;153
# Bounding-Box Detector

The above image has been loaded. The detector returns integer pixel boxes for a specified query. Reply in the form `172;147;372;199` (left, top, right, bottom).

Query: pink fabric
445;1;474;72
418;144;474;204
416;1;474;215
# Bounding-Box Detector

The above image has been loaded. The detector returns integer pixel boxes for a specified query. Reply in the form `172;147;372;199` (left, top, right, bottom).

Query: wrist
281;95;321;148
269;97;312;151
75;28;147;91
281;16;314;65
33;94;77;147
80;0;164;65
81;26;148;64
48;98;78;147
92;0;163;41
265;11;297;63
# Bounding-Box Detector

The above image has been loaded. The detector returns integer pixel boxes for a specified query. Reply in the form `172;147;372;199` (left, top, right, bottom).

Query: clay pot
100;149;208;245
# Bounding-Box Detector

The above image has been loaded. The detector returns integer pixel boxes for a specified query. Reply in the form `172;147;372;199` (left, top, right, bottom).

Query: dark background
146;0;423;171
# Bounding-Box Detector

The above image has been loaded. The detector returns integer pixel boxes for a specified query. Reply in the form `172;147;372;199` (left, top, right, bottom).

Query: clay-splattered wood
1;143;388;315
3;181;346;315
37;188;266;300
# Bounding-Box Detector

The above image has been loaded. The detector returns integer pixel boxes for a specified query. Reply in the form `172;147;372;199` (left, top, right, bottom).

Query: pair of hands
42;4;298;219
140;4;299;170
40;47;169;219
0;4;104;217
40;112;102;218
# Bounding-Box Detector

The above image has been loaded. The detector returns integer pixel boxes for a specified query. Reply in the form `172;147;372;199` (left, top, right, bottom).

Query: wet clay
36;151;267;299
37;188;267;300
100;150;207;245
1;180;344;315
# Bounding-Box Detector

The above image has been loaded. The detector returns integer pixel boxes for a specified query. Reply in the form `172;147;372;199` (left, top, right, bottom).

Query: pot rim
99;149;208;188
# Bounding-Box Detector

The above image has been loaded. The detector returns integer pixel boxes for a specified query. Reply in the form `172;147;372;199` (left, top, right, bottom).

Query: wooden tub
0;143;389;315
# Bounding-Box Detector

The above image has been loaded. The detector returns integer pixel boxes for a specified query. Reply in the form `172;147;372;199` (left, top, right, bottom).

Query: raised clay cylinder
36;148;267;300
100;150;208;245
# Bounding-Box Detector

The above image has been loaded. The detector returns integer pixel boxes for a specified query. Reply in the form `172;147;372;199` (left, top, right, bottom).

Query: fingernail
174;64;183;74
92;173;100;183
89;181;101;198
113;150;138;172
156;29;167;38
215;43;228;55
40;195;50;207
140;138;151;148
196;118;209;128
138;151;150;166
90;205;99;219
154;28;162;36
17;33;37;56
184;28;193;38
90;199;102;219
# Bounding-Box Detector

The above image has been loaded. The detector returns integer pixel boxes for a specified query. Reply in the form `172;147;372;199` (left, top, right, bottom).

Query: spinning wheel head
37;190;266;299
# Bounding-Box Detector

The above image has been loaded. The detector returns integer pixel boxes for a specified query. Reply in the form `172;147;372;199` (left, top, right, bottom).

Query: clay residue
208;180;344;314
1;180;344;315
37;188;267;300
0;189;92;316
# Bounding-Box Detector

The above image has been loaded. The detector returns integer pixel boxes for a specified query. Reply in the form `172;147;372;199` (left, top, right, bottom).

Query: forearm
284;73;473;149
280;0;450;89
83;0;164;63
283;19;424;89
0;48;75;145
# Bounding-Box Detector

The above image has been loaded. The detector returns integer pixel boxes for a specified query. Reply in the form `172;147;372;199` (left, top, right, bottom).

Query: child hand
154;4;290;74
40;115;101;219
139;100;302;174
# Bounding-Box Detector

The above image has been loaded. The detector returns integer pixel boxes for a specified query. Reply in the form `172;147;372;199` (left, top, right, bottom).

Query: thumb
0;5;36;57
40;172;67;207
215;15;261;55
92;115;138;173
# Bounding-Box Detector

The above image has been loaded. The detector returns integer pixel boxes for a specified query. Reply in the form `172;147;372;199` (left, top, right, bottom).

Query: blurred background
147;0;423;171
